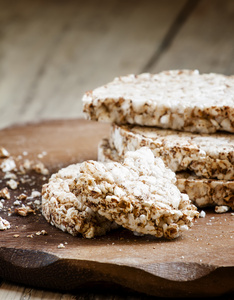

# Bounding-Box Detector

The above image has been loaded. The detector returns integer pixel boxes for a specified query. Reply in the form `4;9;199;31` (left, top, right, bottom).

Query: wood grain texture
0;120;233;298
149;0;234;74
0;0;186;130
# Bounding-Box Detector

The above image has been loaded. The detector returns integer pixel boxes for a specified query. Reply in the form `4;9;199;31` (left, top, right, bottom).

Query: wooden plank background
0;0;234;299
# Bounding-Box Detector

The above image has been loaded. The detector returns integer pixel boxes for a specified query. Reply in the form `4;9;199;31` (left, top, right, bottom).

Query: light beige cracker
82;70;234;133
109;124;234;180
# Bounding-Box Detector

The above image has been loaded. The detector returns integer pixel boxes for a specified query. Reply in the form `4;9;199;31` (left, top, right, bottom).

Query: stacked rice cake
83;69;234;133
83;70;234;211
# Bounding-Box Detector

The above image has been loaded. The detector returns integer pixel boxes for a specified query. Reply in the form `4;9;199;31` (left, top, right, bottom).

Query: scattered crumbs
0;187;10;200
181;256;184;259
200;259;202;262
64;242;68;245
231;213;234;216
152;246;156;249
199;210;206;218
0;202;3;210
0;147;10;158
210;217;215;220
58;243;65;249
13;234;20;238
6;179;18;190
215;205;229;214
22;151;28;156
112;242;115;245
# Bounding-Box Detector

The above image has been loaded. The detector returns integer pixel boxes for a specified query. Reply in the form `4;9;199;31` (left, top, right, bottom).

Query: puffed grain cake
42;164;118;238
109;124;234;180
98;138;234;210
76;147;198;239
82;70;234;133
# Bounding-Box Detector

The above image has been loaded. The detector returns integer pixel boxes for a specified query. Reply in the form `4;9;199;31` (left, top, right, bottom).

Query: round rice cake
82;70;234;133
110;123;234;180
42;164;118;238
98;138;234;210
76;147;199;239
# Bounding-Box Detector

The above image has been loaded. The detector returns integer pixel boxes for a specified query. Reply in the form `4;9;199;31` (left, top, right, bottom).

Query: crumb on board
0;147;10;158
4;172;17;180
32;162;49;175
0;216;11;230
0;187;10;200
30;190;41;198
27;234;34;238
215;205;230;213
0;158;16;172
58;243;65;249
14;205;35;216
36;230;48;236
13;200;21;206
199;210;206;218
18;193;28;200
6;179;18;190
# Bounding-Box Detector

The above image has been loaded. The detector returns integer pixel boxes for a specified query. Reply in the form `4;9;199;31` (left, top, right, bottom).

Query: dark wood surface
0;119;233;298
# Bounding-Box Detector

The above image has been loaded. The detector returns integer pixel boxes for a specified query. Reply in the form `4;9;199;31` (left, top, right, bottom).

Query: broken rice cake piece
98;138;234;210
42;164;118;238
75;147;199;239
82;70;234;133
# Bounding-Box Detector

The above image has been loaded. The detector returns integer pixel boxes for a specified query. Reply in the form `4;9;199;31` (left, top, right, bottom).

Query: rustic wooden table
0;0;234;299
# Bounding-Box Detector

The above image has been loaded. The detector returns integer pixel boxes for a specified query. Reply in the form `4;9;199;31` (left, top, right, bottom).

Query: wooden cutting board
0;119;233;298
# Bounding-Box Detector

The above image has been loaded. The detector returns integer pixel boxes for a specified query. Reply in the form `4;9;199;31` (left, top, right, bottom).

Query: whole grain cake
109;124;234;180
82;70;234;133
98;138;234;210
76;147;198;239
42;164;118;238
